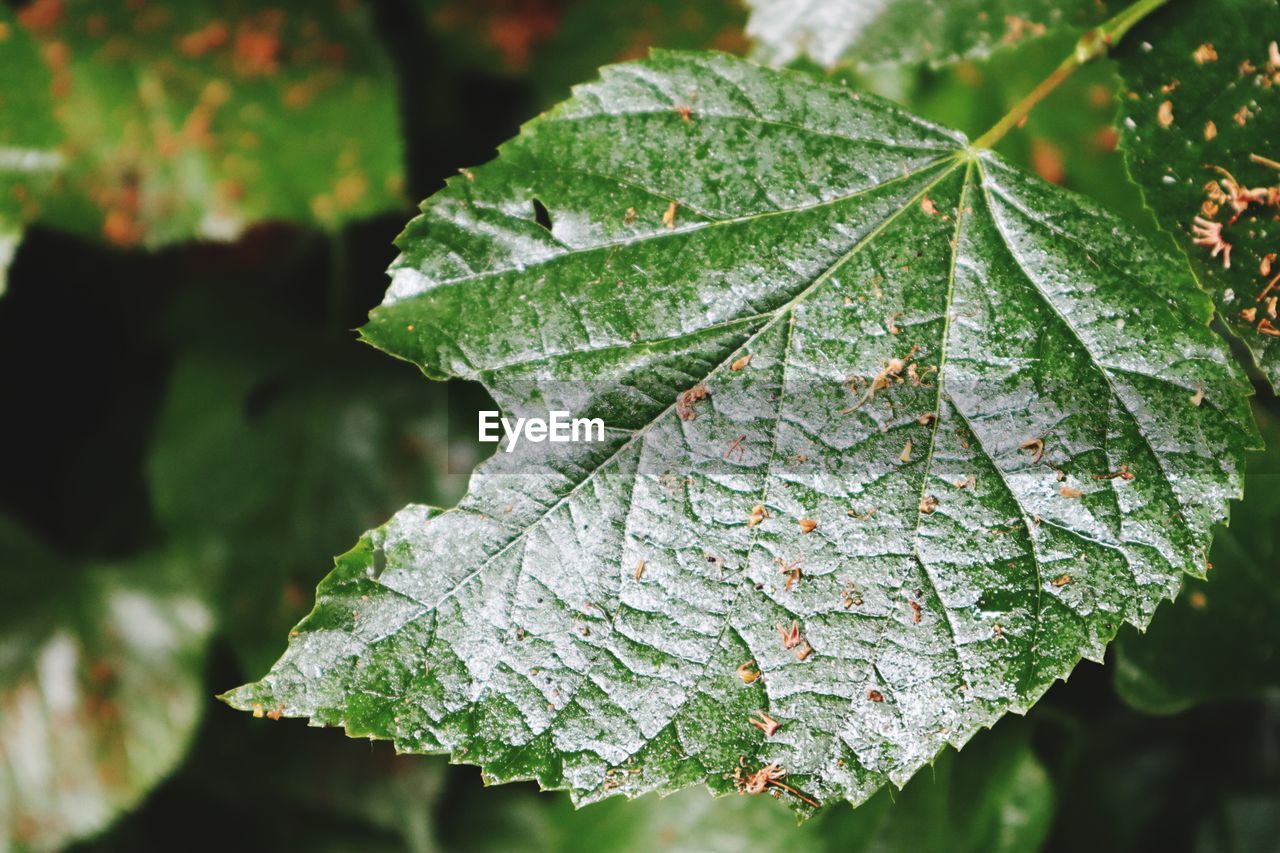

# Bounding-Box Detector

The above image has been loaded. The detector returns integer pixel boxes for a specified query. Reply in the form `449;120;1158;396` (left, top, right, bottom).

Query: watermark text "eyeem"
479;410;605;453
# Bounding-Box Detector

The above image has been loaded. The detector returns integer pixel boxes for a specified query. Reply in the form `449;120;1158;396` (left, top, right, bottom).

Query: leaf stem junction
972;0;1169;150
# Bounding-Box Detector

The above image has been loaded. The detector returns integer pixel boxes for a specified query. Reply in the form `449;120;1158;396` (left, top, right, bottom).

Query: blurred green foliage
1;1;1278;851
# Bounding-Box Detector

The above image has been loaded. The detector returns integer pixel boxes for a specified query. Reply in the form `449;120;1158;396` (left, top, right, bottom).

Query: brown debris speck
776;556;802;591
919;495;939;514
867;689;884;702
633;559;645;580
1052;573;1072;587
798;518;817;534
1157;100;1174;128
737;660;760;684
749;711;780;737
662;201;678;229
676;384;708;420
731;354;753;371
909;600;922;624
1060;486;1084;499
747;503;769;528
1193;43;1219;64
1204;121;1217;141
1020;438;1045;465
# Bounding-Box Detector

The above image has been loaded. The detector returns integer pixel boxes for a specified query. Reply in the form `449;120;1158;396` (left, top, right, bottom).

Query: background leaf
0;518;212;852
745;0;1105;70
147;283;483;676
4;0;405;265
229;51;1255;814
1115;0;1280;388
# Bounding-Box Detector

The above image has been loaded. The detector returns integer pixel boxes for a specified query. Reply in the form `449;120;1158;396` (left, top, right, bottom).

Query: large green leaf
5;0;403;261
228;51;1255;814
746;0;1105;70
0;519;212;852
1114;412;1280;714
1115;0;1280;388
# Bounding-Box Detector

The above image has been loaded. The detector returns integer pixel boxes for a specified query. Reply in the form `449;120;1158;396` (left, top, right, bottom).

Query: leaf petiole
972;0;1169;150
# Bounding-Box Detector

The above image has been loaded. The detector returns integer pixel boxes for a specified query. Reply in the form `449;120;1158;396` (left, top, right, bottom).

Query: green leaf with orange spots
0;6;62;292
0;518;212;851
9;0;403;256
417;0;749;106
745;0;1106;70
226;51;1255;815
1114;0;1280;389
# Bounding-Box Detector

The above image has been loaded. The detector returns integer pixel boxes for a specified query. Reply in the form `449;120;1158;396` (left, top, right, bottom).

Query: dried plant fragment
1193;43;1219;64
737;660;760;684
729;761;819;808
663;201;678;229
775;556;803;591
1191;216;1232;268
749;711;780;737
676;384;708;420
